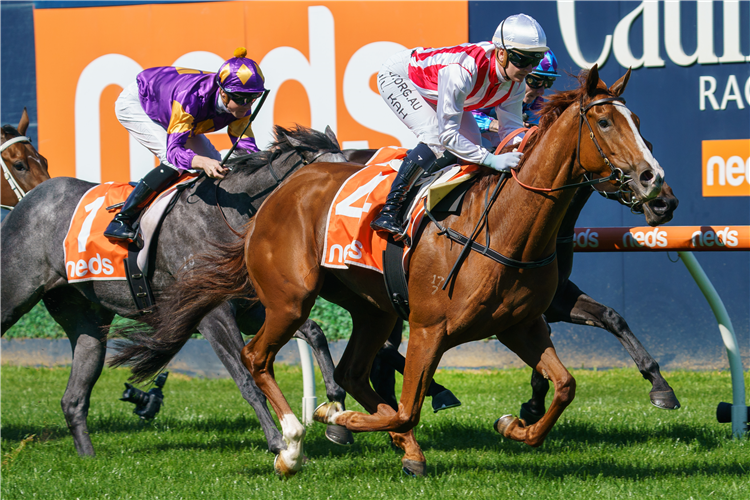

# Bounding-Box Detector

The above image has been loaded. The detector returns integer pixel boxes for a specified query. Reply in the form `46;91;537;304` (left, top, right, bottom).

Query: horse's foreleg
321;320;443;476
496;317;575;448
43;288;113;457
198;305;286;455
548;280;679;410
293;319;354;445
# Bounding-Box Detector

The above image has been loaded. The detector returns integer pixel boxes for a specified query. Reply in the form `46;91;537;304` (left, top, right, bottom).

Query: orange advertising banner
702;139;750;197
572;226;750;252
33;1;468;184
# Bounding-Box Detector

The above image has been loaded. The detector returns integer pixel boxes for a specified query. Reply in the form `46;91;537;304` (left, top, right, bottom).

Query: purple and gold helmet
216;47;266;95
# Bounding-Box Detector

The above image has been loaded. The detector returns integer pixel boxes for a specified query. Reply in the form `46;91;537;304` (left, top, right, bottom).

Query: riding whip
220;89;271;168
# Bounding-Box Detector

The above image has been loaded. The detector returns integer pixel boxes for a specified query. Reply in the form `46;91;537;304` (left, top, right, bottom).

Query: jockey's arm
436;65;489;164
493;87;526;144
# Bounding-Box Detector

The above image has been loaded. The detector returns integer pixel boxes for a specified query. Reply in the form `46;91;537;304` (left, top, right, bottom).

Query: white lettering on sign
559;1;749;70
622;228;668;249
699;75;750;111
574;228;599;249
691;228;739;248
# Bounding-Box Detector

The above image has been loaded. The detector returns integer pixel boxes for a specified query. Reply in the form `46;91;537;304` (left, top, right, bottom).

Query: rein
427;126;557;291
215;145;343;237
0;135;33;210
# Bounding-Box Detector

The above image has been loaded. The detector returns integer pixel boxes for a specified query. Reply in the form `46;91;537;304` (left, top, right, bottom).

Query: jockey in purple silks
105;47;267;242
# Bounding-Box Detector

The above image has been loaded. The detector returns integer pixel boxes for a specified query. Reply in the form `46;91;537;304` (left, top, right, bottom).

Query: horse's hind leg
495;316;576;447
43;288;114;457
294;319;354;446
241;294;322;477
546;279;679;410
197;305;286;455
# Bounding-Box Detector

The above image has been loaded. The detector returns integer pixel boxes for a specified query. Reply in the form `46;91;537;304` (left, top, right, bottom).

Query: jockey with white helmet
371;13;549;239
105;47;267;241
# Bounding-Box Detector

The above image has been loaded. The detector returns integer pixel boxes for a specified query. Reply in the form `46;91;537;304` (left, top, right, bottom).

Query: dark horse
113;66;668;476
1;125;354;457
1;108;50;221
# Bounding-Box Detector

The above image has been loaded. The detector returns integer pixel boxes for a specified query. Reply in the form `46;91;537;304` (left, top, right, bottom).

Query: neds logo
622;228;668;248
573;228;599;249
691;227;739;248
66;253;115;278
702;139;750;197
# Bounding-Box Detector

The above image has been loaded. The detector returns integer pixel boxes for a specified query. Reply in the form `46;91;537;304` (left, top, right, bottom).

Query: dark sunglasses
228;92;263;105
525;74;555;89
507;50;544;69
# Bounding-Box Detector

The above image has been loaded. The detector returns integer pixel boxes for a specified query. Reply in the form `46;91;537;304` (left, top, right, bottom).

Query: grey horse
1;125;353;457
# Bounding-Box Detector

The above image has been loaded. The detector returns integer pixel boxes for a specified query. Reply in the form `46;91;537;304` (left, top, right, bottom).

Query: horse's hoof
432;389;462;413
650;390;681;410
519;402;545;425
273;453;300;479
313;402;342;425
494;414;517;437
325;424;354;446
401;458;426;477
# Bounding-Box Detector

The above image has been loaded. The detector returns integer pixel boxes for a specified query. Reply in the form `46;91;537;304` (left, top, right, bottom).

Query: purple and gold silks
137;66;259;170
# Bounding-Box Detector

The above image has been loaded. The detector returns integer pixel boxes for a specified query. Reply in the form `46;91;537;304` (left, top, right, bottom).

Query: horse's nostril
640;170;654;184
651;199;667;214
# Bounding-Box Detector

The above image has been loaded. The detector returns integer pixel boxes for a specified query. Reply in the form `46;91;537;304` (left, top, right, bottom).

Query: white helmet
492;14;549;53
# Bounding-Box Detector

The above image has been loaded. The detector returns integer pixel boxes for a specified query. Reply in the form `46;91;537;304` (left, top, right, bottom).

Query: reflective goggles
525;74;556;89
227;91;263;106
506;50;544;69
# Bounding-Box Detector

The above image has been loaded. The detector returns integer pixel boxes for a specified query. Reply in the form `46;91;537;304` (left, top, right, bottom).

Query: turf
3;298;375;341
2;365;747;499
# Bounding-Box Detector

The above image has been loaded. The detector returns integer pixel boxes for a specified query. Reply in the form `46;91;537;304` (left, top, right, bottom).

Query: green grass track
2;366;747;499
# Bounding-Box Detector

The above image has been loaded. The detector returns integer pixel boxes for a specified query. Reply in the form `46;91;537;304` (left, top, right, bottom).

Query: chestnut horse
116;66;667;476
243;66;667;476
1;108;50;221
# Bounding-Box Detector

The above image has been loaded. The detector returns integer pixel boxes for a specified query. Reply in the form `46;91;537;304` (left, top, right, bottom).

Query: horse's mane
475;70;609;191
225;125;340;173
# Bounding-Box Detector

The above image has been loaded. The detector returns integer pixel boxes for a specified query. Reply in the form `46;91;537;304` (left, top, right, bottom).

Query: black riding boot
370;143;437;237
104;165;179;241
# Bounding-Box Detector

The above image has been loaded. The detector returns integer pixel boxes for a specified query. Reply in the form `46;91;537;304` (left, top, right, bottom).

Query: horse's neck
487;107;582;261
559;186;595;237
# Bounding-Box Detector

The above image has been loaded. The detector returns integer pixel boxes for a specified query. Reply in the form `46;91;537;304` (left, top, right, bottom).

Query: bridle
511;94;635;200
1;135;33;211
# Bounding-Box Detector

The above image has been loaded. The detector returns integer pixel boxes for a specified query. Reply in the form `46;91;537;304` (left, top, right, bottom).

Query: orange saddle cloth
321;147;479;274
63;174;196;283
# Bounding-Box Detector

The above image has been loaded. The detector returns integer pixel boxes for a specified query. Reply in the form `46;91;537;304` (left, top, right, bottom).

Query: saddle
382;127;538;320
63;175;199;314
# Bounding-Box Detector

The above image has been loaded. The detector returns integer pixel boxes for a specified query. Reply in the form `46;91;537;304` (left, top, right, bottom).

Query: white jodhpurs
376;50;482;158
115;82;221;171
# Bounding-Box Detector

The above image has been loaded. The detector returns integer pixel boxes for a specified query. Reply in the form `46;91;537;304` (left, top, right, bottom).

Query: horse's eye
598;119;610;129
13;161;28;172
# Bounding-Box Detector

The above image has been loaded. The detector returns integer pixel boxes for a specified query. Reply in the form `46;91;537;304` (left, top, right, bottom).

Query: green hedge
3;298;404;341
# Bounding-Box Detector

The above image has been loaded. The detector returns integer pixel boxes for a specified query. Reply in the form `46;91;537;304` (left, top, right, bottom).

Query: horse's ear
18;107;30;136
284;133;304;149
585;64;601;97
609;68;632;97
324;125;341;150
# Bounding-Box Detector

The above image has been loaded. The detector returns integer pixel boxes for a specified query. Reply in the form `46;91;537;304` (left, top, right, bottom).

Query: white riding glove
481;151;523;173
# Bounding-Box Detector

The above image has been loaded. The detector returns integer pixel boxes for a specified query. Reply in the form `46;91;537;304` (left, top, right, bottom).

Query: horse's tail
109;225;255;383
